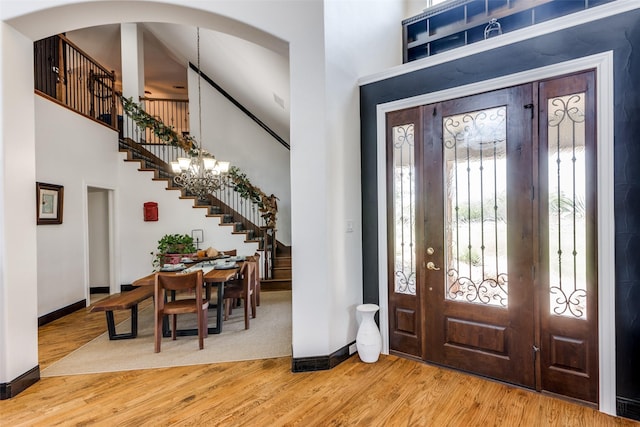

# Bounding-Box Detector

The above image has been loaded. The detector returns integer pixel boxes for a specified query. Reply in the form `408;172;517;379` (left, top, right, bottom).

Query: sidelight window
547;93;587;319
392;123;417;296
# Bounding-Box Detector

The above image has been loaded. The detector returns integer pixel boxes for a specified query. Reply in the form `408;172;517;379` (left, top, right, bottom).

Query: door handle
426;261;440;271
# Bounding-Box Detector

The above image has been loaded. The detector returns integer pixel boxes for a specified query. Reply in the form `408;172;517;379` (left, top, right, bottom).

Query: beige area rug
42;291;292;377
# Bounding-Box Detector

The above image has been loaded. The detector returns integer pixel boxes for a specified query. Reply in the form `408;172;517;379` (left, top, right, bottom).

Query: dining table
132;260;242;336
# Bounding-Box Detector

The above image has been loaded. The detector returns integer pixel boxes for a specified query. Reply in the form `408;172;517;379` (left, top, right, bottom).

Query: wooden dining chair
223;261;256;329
249;253;261;306
154;270;208;353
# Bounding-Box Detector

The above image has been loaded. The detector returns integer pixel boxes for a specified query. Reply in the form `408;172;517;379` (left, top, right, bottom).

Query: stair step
274;256;291;268
277;245;292;256
273;267;291;280
261;278;292;291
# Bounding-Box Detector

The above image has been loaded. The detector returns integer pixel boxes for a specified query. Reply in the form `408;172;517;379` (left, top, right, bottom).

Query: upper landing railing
34;34;117;128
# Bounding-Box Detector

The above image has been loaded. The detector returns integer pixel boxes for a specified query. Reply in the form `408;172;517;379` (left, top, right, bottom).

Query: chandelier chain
197;27;202;153
169;26;230;200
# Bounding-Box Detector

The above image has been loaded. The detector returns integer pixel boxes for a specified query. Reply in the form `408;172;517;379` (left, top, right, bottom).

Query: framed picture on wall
36;182;64;225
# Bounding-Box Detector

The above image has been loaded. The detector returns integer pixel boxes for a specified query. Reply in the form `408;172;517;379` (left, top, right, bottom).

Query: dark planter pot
163;253;194;264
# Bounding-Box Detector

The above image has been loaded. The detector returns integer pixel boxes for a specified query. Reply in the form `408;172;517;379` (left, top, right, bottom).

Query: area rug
42;290;292;377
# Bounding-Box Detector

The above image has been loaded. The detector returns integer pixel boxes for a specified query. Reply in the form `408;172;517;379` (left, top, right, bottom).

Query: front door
424;84;536;387
387;72;598;403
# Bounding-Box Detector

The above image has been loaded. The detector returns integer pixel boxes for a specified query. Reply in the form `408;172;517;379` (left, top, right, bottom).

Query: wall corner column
0;22;40;398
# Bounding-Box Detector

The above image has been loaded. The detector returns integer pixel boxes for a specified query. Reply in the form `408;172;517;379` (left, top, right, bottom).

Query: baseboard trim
38;299;86;326
617;397;640;421
0;365;40;400
90;286;110;294
291;341;356;372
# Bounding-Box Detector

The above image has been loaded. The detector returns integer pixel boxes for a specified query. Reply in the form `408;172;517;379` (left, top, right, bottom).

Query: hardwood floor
1;303;638;426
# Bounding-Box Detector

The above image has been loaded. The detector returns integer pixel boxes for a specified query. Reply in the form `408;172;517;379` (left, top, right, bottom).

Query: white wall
189;68;292;245
323;0;405;354
35;96;120;316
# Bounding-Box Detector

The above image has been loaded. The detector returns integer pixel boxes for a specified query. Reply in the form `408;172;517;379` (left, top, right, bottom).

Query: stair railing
139;97;191;146
119;96;278;272
34;34;117;128
119;108;190;169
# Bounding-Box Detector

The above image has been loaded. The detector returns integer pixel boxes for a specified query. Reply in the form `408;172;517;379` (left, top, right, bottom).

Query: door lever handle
426;261;440;271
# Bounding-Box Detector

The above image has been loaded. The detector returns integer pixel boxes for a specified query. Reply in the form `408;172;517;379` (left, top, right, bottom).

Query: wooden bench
90;286;154;340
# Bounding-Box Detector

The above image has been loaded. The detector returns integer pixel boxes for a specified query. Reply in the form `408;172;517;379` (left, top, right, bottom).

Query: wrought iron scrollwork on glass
443;106;509;308
547;93;587;319
393;123;416;296
447;269;508;307
550;287;586;318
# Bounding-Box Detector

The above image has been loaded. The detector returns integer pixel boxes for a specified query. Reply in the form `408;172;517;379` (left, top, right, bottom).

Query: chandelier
171;153;229;199
170;27;229;199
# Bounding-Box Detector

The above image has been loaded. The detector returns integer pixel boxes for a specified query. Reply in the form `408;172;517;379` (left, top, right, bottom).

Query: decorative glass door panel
443;106;509;307
547;93;587;319
393;123;416;296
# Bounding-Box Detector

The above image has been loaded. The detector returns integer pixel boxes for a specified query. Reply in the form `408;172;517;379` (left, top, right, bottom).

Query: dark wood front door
423;84;536;387
386;72;598;403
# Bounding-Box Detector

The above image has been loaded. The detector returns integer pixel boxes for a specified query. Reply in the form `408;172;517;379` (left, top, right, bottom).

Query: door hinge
524;103;534;119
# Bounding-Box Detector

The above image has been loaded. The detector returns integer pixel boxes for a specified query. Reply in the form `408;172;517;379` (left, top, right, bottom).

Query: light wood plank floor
1;302;638;426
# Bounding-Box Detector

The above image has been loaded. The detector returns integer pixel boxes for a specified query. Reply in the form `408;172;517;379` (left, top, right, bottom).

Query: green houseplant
152;233;196;269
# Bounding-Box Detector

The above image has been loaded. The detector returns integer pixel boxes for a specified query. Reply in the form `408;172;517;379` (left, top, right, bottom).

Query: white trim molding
376;51;615;414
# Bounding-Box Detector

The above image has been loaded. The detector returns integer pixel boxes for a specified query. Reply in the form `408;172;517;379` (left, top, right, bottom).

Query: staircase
262;245;292;291
120;138;259;242
119;138;292;289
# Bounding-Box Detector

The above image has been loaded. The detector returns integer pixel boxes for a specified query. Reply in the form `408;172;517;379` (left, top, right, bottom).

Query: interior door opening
87;187;112;303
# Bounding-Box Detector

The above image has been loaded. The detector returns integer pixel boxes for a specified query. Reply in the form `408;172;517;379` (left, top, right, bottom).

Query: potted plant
152;233;196;268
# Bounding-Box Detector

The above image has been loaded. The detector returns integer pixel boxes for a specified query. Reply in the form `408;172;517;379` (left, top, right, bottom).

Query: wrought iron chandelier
171;27;229;199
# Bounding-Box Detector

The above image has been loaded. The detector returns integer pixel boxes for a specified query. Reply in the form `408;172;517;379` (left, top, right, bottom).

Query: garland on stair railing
121;96;196;152
227;166;278;228
121;96;278;228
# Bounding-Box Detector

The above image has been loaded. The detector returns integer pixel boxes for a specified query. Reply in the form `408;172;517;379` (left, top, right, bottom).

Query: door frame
375;52;615;414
